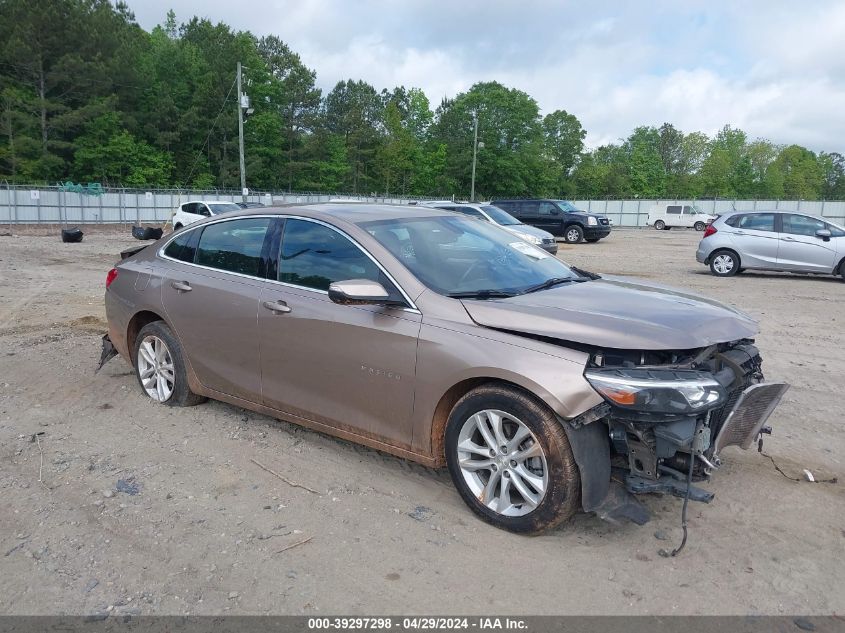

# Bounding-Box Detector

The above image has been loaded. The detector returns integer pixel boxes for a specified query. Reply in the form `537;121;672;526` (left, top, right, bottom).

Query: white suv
172;201;242;228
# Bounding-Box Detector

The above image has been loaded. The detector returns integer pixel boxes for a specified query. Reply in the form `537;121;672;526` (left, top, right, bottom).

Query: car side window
196;204;211;217
164;229;199;263
724;215;741;227
667;206;682;215
738;213;775;232
195;218;271;276
682;205;694;214
538;202;558;216
453;206;485;219
278;219;382;292
181;202;197;215
782;214;826;237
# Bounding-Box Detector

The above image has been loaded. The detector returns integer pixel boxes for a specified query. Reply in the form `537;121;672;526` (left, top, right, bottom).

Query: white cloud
129;0;845;152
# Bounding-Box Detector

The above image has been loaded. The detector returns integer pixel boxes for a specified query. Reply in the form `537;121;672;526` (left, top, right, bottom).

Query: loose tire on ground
564;225;584;244
444;383;581;535
654;220;665;230
133;321;206;407
709;250;740;277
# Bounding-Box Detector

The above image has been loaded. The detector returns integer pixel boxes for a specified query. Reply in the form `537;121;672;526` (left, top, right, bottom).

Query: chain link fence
1;183;844;227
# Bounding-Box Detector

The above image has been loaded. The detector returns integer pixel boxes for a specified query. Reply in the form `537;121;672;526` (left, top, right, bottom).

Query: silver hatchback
696;210;845;280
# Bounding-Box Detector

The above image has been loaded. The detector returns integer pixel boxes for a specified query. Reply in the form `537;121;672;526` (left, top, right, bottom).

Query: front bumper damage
565;341;789;524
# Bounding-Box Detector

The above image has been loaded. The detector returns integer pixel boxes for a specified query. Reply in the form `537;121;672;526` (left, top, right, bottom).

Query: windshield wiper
447;289;517;299
520;276;583;294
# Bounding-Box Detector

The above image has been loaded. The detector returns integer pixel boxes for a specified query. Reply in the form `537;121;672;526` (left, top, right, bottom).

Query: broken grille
713;382;790;454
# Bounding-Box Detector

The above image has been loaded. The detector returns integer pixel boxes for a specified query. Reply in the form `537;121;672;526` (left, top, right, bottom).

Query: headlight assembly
587;216;598;226
584;368;726;414
518;233;542;245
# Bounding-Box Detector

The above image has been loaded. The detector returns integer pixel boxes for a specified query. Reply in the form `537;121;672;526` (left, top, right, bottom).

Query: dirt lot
0;225;843;616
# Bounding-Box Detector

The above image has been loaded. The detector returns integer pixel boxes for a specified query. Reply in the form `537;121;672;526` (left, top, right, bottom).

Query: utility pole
237;61;246;202
470;112;478;202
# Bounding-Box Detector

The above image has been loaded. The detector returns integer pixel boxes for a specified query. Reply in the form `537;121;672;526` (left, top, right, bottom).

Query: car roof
214;203;456;224
183;200;241;205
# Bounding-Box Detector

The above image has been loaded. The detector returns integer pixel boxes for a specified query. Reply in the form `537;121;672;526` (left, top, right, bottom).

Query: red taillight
703;225;717;238
106;268;118;289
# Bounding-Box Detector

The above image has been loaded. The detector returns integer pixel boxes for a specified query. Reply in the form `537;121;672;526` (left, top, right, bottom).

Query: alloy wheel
456;409;548;516
566;228;580;242
137;335;175;402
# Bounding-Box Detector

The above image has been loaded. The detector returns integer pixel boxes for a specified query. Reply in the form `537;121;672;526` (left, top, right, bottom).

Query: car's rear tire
134;321;206;407
709;250;740;277
564;225;584;243
694;221;706;231
839;260;845;281
444;384;581;535
654;220;665;230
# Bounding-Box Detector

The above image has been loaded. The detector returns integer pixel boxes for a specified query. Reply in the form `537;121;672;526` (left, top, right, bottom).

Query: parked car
491;199;611;243
171;200;242;228
236;201;266;209
104;205;787;533
426;202;558;254
647;203;715;231
696;210;845;279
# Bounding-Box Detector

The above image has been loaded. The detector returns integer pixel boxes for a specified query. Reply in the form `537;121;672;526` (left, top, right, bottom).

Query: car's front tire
564;225;584;244
134;321;205;407
444;384;581;534
654;220;665;230
585;238;599;243
709;250;740;277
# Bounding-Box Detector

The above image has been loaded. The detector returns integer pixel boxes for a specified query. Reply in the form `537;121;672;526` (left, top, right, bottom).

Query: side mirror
815;229;831;241
328;279;403;306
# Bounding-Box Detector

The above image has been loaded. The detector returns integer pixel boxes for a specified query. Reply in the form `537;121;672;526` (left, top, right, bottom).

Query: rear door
681;206;696;227
727;213;780;268
160;217;272;401
776;214;839;272
258;218;421;449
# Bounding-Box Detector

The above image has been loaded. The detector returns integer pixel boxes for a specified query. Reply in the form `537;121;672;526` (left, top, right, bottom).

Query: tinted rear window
164;230;198;263
195;218;271;276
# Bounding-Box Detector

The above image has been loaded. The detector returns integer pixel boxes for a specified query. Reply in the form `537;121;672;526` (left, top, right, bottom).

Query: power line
179;75;237;190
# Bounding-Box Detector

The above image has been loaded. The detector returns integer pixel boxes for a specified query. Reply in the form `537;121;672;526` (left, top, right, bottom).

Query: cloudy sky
130;0;845;152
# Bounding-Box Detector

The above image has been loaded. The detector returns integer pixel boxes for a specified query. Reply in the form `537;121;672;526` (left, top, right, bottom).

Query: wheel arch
126;310;168;364
429;376;560;468
711;247;742;267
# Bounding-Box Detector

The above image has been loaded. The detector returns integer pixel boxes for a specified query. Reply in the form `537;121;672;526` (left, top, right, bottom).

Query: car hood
460;276;758;351
502;224;554;239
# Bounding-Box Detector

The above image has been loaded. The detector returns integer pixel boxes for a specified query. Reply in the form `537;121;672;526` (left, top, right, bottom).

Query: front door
258;218;421;449
776;214;839;273
161;217;272;400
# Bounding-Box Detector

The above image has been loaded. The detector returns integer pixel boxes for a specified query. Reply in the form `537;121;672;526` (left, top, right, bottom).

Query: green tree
542;109;586;194
770;145;824;199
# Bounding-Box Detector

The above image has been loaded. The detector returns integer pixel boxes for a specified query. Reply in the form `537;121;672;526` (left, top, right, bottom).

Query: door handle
734;230;746;235
781;237;797;242
171;280;192;292
262;299;291;314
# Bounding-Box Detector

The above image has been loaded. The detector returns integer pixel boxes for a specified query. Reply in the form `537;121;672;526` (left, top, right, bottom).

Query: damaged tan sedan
103;205;788;534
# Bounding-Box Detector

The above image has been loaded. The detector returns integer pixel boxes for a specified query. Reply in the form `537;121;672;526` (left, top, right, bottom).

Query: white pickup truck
646;203;716;231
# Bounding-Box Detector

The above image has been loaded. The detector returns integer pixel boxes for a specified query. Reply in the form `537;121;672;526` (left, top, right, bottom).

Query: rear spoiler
120;244;148;260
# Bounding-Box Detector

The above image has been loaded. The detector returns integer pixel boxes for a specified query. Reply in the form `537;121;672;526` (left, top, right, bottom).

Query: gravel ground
0;225;843;616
